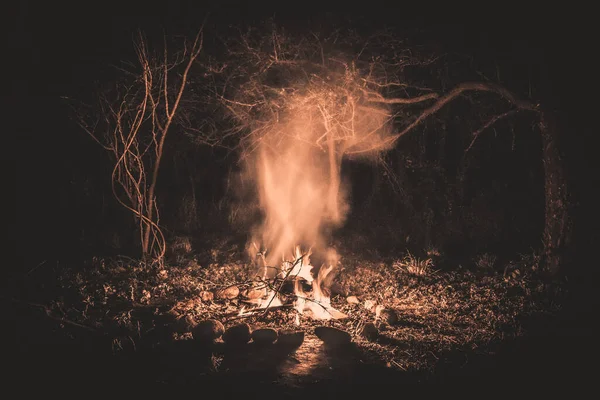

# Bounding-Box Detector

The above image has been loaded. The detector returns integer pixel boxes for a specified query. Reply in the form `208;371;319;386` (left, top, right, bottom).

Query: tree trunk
539;109;572;275
327;133;342;224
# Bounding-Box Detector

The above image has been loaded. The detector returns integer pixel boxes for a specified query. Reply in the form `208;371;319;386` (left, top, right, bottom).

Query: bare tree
211;24;571;274
74;28;204;261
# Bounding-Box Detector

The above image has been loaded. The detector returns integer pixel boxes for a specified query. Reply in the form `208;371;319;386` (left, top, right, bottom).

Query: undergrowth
45;241;566;375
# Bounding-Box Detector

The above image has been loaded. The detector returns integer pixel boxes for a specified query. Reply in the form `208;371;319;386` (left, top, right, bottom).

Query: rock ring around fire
314;326;352;348
223;323;252;345
251;328;278;345
192;319;225;343
276;330;305;350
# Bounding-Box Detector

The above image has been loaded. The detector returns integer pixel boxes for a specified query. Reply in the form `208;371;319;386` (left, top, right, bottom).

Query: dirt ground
7;238;593;394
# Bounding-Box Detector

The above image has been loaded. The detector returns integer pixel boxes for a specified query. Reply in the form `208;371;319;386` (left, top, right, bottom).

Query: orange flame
233;78;394;320
239;246;346;320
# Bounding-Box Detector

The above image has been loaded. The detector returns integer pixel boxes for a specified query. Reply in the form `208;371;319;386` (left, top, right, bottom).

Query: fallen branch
223;304;295;322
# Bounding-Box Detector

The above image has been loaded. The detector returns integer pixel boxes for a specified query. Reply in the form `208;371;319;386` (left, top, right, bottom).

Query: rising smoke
237;82;395;269
220;28;398;270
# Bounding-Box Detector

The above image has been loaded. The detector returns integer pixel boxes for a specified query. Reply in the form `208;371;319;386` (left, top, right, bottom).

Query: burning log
234;246;348;322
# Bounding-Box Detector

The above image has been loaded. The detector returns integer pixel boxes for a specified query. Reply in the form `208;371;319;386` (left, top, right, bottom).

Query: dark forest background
9;1;597;283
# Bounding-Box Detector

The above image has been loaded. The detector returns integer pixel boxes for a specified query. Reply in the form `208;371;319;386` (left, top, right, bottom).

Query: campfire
29;22;572;390
238;245;347;322
220;36;401;326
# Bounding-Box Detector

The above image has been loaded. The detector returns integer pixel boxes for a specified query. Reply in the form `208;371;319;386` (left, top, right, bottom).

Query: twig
27;260;47;276
223;304;294;322
261;253;308;314
466;109;519;153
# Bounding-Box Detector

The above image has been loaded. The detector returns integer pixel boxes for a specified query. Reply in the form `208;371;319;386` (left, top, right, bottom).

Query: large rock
251;328;278;345
361;322;379;341
277;330;305;349
222;323;251;345
314;326;351;348
192;319;224;343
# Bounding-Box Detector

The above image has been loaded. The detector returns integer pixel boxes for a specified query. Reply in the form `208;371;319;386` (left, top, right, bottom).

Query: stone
378;308;398;325
192;319;224;343
364;300;376;312
200;291;214;302
346;295;360;304
277;330;305;349
215;285;240;300
246;287;266;300
173;314;196;333
314;326;351;347
361;322;379;341
222;323;251;345
251;328;278;345
330;282;346;296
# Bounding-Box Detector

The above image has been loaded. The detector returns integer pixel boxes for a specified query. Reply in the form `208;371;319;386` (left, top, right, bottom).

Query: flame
244;250;283;310
293;247;347;320
230;71;395;321
238;245;346;321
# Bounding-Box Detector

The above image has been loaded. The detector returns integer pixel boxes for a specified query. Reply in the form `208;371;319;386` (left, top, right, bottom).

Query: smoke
214;27;403;268
234;78;395;268
245;112;345;267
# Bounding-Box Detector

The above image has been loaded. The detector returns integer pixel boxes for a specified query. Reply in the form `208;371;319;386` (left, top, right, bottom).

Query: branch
347;82;539;155
366;92;438;104
466;109;520;152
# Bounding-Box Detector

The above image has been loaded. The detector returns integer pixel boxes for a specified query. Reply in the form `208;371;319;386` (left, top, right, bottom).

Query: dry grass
55;245;564;372
473;252;498;270
393;251;435;276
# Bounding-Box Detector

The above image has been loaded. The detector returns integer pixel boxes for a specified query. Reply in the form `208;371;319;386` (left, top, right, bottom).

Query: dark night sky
10;1;597;269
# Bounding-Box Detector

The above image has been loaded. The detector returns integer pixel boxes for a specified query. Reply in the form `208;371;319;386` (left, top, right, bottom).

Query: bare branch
347;82;539;155
466;109;520;152
366;92;439;104
73;26;206;261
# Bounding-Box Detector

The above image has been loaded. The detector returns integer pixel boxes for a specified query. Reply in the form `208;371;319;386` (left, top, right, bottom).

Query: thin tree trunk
327;130;342;224
142;133;168;256
539;109;572;275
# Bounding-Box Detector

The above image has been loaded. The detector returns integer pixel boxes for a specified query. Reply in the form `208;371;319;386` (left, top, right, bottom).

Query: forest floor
7;234;594;395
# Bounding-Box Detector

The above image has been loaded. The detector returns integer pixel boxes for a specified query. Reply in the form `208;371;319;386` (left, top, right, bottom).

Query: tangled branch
74;27;205;261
